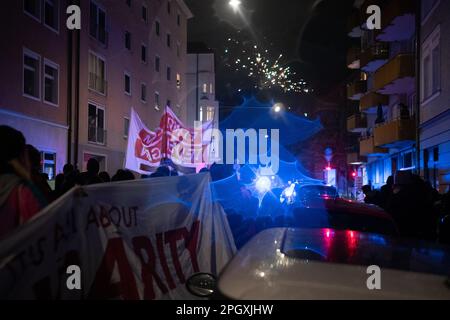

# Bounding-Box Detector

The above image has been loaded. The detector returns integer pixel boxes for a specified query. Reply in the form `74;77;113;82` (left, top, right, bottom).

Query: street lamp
229;0;242;11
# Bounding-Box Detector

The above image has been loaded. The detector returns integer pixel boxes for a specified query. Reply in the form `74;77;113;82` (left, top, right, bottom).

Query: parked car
187;228;450;300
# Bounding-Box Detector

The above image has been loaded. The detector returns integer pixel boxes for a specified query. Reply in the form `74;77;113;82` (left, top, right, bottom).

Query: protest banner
0;173;236;300
125;107;213;174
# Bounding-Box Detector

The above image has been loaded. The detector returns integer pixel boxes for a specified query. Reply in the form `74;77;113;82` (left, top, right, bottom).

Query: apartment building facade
77;0;192;172
420;0;450;193
186;43;220;128
346;0;418;190
0;0;69;180
0;0;193;176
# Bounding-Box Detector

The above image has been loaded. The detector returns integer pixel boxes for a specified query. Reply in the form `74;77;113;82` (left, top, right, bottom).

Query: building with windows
0;0;68;180
186;43;220;129
346;0;418;190
0;0;193;176
420;0;450;193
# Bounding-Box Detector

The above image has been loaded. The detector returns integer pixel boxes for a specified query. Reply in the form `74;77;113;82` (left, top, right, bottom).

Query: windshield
282;228;450;277
297;185;338;199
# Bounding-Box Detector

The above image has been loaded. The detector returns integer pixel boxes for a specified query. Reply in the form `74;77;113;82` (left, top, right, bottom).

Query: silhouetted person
78;158;102;185
99;171;111;183
0;126;45;237
362;185;380;206
379;176;394;210
388;171;436;240
26;145;53;202
112;169;135;182
150;166;170;178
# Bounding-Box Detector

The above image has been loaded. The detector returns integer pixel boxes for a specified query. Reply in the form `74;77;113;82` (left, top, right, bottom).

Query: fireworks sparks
223;38;311;94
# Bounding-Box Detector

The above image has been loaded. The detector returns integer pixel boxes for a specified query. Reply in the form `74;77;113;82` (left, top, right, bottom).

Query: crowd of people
362;171;450;242
2;124;450;248
0;125;180;238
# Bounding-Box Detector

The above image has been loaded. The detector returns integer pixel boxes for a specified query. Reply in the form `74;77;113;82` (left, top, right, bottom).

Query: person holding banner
0;126;45;238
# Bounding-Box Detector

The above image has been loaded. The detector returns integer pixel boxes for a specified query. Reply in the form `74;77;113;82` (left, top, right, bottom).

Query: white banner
125;108;214;174
0;173;236;300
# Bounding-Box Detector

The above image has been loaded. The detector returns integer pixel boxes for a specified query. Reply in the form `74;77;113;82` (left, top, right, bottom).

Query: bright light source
326;166;332;171
352;172;357;178
273;103;283;113
229;0;241;10
255;176;272;194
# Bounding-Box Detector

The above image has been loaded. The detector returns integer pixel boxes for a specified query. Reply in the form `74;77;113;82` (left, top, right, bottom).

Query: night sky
186;0;355;113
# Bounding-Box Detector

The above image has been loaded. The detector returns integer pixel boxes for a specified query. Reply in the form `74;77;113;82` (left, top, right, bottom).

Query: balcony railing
347;113;367;133
360;43;389;72
373;54;415;95
347;152;367;165
359;92;389;113
347;80;367;101
88;127;107;145
89;73;108;95
377;0;415;42
347;47;360;69
373;118;416;148
360;136;388;156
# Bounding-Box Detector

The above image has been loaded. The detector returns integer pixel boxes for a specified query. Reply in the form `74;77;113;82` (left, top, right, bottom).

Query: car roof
218;228;450;300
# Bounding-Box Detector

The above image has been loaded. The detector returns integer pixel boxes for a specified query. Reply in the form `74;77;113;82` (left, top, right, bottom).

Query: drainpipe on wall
67;18;73;165
415;0;422;176
73;0;81;169
196;53;199;121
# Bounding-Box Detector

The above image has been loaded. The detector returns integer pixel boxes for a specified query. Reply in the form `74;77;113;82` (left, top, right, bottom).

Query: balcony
373;118;416;149
348;9;362;38
373;54;415;95
376;0;415;42
347;152;367;165
347;80;367;101
347;113;367;133
359;92;389;114
360;136;388;157
347;47;360;70
360;43;389;72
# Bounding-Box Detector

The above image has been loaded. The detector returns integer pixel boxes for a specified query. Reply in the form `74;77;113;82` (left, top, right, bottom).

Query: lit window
88;52;106;94
40;151;56;180
176;73;181;88
199;107;203;122
203;83;207;93
207;107;215;121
